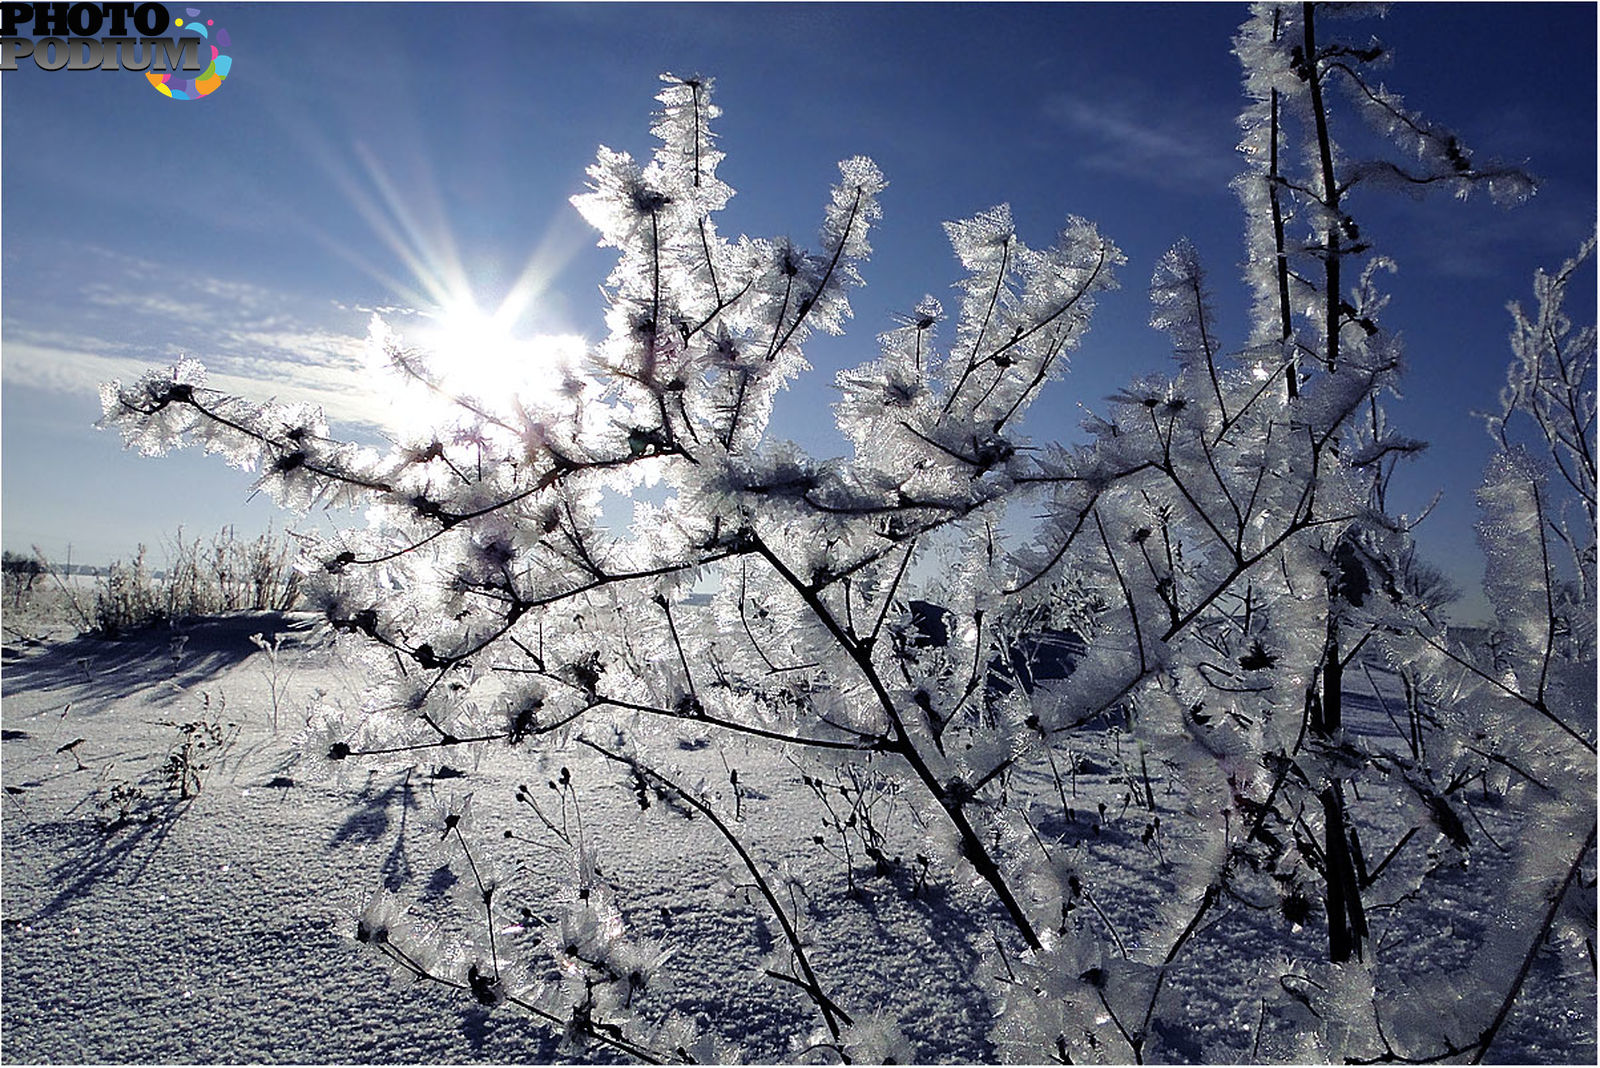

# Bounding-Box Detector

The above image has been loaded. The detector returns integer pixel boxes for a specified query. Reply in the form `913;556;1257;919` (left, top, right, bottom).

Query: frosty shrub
100;4;1593;1062
154;524;303;616
89;525;302;637
1381;239;1598;1062
249;630;302;732
159;705;240;801
1;549;91;637
1;550;44;598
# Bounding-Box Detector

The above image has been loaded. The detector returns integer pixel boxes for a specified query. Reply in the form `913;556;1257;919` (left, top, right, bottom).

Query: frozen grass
2;615;1594;1063
2;526;300;644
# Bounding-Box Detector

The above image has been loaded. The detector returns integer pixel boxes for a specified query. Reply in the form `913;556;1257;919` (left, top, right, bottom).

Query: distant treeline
2;552;105;577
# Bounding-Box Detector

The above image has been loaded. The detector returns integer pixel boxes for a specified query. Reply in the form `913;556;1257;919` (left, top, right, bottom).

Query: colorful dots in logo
148;8;231;101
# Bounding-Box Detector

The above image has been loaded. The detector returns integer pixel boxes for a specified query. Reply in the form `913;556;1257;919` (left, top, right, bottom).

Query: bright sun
404;294;586;420
429;297;530;388
319;142;593;430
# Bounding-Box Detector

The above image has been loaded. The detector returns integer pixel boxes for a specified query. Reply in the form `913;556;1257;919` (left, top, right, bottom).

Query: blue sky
2;2;1594;621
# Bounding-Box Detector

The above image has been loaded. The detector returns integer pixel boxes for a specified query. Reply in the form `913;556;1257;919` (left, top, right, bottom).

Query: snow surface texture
1;614;1593;1063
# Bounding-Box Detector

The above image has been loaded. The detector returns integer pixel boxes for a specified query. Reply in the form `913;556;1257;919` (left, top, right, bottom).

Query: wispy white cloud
1;343;155;397
3;246;398;431
1040;88;1238;193
2;340;389;430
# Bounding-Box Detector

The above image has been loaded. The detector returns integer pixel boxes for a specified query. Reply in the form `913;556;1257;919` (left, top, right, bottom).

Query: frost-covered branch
96;16;1590;1063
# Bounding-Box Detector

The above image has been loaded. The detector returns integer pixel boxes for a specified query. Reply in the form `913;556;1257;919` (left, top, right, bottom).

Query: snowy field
2;612;1594;1063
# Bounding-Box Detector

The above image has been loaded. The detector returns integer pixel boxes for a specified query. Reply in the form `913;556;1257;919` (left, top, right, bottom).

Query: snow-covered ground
2;613;1593;1063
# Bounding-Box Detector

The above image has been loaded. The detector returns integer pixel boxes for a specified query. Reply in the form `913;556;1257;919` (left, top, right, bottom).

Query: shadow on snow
0;612;320;707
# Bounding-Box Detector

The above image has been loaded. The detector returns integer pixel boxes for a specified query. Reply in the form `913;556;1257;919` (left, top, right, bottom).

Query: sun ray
258;103;598;435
